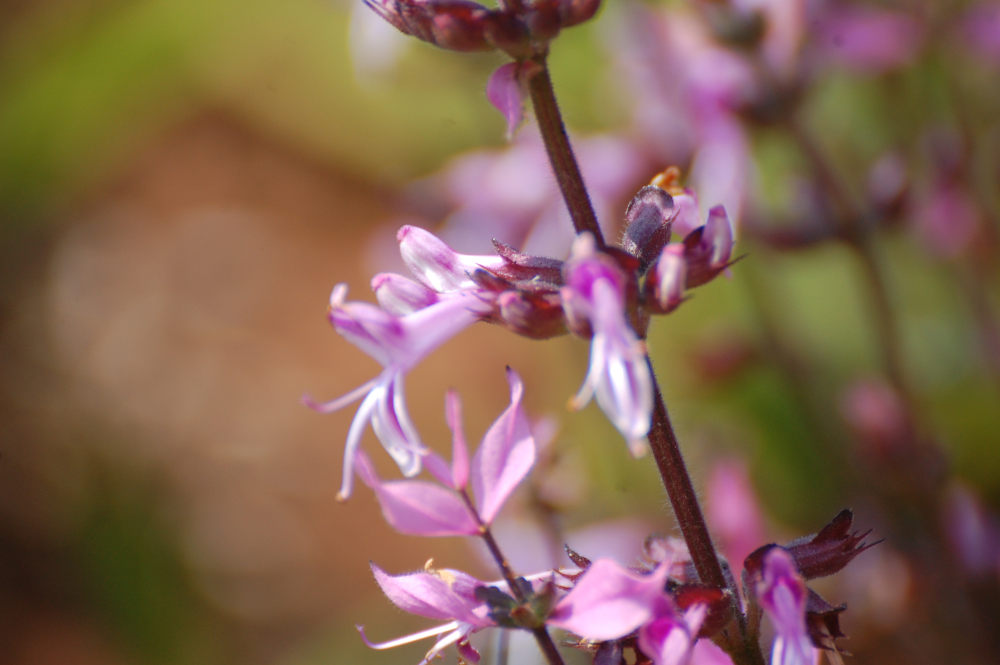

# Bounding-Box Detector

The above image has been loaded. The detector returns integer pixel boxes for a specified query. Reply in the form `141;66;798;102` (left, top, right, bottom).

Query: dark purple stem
645;360;766;665
460;491;567;665
527;48;761;665
526;57;605;246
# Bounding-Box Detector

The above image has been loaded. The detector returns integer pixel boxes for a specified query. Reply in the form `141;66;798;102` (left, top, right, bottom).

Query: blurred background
1;1;998;664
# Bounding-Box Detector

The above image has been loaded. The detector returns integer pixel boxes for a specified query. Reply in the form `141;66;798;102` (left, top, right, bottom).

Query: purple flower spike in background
562;233;653;454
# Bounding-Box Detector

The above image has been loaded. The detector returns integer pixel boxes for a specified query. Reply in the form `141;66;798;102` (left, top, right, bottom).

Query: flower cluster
309;2;900;664
308;171;735;494
353;396;874;665
364;0;601;58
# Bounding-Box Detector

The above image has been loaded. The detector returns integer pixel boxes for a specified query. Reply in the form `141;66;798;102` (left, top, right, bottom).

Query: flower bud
745;510;878;582
365;0;493;52
622;185;675;270
558;0;602;27
645;243;686;314
372;272;440;315
682;205;734;287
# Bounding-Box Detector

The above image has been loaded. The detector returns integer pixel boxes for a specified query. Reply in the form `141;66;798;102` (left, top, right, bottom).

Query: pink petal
487;62;526;139
355;452;479;536
549;559;670;641
371;563;487;625
446;389;470;489
470;368;536;523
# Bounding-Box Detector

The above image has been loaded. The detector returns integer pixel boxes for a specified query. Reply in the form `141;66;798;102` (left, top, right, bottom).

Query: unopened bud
682;205;734;287
372;272;440;315
645;243;686;314
622;185;675;270
558;0;602;27
744;509;878;581
495;290;567;339
365;0;493;51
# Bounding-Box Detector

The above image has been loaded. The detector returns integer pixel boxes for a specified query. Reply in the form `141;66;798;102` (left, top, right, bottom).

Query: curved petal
470;368;536;523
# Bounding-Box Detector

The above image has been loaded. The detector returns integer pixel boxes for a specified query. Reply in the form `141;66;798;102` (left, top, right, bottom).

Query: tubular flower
306;284;493;500
361;563;495;665
363;563;562;664
353;368;536;536
754;548;815;665
562;233;653;454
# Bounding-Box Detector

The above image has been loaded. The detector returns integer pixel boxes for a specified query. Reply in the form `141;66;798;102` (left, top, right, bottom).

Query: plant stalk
460;490;567;665
527;56;605;245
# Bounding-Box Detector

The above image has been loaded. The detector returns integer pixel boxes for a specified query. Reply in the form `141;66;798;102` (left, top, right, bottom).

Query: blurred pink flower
957;2;1000;64
707;457;767;576
427;127;644;255
813;4;924;72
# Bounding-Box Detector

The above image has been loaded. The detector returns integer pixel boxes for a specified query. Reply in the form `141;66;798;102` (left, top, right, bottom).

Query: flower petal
487;62;526;139
470;368;536;523
356;452;479;536
371;562;489;625
549;559;670;641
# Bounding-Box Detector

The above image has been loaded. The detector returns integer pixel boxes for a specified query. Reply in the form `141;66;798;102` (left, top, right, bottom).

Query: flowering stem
787;116;912;405
459;490;567;665
645;360;766;665
526;56;604;245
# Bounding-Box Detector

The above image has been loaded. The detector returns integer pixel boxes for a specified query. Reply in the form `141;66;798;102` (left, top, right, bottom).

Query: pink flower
706;458;767;578
562;234;653;453
361;563;494;664
354;369;536;535
548;558;672;640
306;284;493;500
362;562;562;664
549;557;711;665
814;4;924;72
754;548;816;665
425;128;643;256
637;604;708;665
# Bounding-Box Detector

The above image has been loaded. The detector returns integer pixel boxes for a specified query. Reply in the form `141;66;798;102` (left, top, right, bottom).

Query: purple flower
354;368;536;535
361;563;494;664
562;234;653;454
549;556;712;665
958;2;1000;64
305;284;493;500
363;562;562;664
637;604;708;665
418;129;643;256
487;61;542;138
754;548;815;665
397;224;505;292
706;457;766;580
681;205;735;288
548;558;672;640
814;4;924;72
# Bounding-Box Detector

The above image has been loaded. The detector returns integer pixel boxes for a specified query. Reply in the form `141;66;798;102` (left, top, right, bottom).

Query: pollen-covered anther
649;166;686;196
